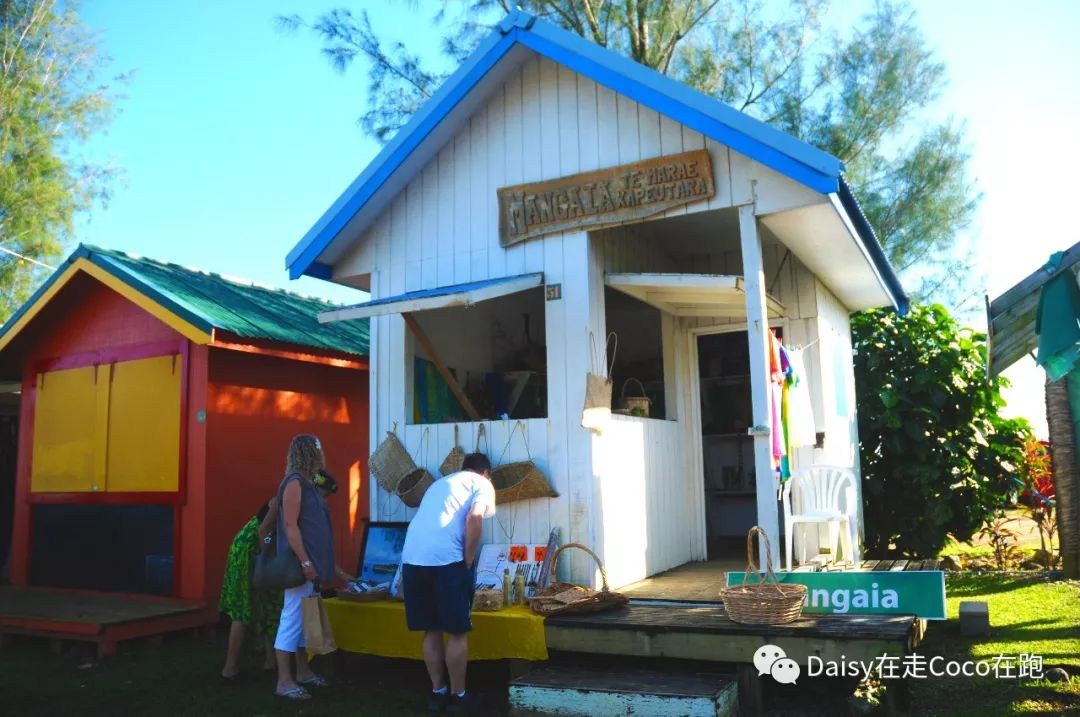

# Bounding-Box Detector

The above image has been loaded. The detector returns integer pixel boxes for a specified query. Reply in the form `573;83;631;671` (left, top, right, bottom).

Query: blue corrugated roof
286;10;906;312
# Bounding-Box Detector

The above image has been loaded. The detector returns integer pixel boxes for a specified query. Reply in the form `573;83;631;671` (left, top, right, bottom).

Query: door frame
685;318;787;559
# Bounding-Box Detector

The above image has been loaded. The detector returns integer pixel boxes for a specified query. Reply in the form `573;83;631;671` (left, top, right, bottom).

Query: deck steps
509;665;738;717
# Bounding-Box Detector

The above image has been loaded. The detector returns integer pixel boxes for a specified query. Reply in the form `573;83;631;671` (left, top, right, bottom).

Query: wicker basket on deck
529;543;628;616
718;526;807;625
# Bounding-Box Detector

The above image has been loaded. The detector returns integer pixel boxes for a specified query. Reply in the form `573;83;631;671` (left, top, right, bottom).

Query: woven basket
529;543;628;616
396;467;435;508
369;431;416;493
439;425;465;476
718;526;807;625
620;377;652;417
492;462;557;504
472;571;505;611
492;421;557;505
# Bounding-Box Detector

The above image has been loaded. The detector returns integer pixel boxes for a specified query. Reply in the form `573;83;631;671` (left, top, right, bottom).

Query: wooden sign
498;149;714;247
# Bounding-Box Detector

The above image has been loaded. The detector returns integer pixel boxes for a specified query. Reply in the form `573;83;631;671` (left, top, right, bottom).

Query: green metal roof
2;244;369;357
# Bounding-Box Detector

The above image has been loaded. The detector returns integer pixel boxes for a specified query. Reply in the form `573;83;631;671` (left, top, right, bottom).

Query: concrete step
509;665;737;717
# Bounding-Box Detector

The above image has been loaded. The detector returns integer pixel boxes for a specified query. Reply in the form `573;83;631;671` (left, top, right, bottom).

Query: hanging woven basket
369;430;415;493
396;467;435;508
491;421;557;505
439;424;465;476
529;543;628;616
718;526;807;625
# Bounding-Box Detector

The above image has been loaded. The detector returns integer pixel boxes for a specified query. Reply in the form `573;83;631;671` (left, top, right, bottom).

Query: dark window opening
31;504;174;595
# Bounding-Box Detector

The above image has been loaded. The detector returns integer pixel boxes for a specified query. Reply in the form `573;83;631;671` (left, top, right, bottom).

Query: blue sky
75;1;1080;433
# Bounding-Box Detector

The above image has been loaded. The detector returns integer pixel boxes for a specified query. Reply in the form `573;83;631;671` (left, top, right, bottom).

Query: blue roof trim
285;12;851;280
836;179;909;315
339;273;544;311
286;27;520;279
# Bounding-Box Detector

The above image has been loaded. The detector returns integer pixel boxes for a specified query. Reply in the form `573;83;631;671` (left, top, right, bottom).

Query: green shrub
852;304;1030;557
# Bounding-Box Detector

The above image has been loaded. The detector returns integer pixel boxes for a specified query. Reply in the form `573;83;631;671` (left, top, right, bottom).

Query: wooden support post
739;204;781;569
402;312;481;421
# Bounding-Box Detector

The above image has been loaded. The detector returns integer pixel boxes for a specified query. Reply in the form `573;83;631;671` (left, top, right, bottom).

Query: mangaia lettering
806;582;899;614
497;150;715;245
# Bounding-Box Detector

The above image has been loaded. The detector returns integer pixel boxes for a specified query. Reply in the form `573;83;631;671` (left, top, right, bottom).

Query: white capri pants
274;581;316;653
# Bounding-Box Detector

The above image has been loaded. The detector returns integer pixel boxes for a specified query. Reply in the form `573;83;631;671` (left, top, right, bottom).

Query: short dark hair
461;452;491;475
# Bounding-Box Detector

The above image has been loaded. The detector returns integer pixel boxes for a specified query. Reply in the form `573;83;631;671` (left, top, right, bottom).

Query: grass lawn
1;574;1077;716
0;629;506;716
909;573;1080;716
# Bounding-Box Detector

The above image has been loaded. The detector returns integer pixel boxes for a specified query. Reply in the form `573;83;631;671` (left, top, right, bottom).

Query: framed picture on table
357;521;408;585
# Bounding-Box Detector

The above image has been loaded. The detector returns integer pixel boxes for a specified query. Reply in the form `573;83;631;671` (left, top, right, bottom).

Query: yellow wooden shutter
31;365;110;492
106;355;182;492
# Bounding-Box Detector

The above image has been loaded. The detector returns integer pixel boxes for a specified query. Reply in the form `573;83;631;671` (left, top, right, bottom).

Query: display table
324;599;548;661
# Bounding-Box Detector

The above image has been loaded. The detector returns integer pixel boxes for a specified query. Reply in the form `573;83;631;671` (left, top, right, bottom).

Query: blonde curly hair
285;434;325;480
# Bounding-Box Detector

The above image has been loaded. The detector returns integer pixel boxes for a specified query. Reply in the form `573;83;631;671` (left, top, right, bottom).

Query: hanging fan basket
718;526;807;625
369;431;416;493
492;462;557;504
440;425;465;476
491;421;557;504
529;543;628;616
396;468;435;508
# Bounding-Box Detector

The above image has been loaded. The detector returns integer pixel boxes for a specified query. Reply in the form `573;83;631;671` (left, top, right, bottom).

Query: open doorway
698;329;783;560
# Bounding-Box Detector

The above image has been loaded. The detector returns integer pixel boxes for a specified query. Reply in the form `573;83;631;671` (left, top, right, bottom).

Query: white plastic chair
782;466;861;570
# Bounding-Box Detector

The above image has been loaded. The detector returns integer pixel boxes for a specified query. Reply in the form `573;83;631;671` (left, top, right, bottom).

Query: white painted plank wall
350;53;849;584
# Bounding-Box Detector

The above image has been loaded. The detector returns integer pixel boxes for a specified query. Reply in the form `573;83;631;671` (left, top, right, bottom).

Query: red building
0;245;370;607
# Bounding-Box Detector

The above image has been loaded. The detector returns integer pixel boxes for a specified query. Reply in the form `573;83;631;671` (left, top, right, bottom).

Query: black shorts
403;561;475;634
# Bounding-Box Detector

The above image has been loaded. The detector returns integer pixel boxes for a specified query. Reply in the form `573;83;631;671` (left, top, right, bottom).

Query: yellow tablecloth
323;599;548;661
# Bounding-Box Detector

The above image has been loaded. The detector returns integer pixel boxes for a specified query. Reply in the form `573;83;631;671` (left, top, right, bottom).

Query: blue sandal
299;675;330;688
275;686;311;700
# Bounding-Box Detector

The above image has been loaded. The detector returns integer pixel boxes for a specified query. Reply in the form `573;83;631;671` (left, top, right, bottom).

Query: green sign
726;571;946;620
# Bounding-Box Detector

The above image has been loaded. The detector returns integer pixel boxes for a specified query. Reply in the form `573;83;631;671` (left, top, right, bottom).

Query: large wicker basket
529;543;628;616
718;526;807;625
369;431;415;493
492;421;558;504
396;467;435;508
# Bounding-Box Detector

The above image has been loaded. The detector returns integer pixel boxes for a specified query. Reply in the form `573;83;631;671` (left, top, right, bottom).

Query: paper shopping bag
301;595;338;655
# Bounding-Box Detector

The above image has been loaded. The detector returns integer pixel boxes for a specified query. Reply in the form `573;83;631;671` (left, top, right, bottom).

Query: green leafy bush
852;304;1030;557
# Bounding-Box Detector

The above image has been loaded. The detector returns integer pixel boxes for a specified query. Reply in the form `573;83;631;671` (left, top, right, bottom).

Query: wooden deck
0;587;216;657
619;558;941;602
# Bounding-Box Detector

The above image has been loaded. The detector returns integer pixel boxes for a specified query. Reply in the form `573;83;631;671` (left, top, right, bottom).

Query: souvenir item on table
718;526;807;625
357;522;408;584
529;543;628;617
472;570;504;612
337;579;389;602
474;543;548;599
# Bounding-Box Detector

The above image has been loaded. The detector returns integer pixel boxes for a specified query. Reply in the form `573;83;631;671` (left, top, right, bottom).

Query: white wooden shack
286;11;907;587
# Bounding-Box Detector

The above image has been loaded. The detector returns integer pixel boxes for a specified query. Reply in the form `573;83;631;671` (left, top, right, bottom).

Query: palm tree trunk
1046;374;1080;578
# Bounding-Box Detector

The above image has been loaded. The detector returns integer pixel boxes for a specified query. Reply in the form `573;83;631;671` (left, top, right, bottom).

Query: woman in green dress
220;497;283;682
